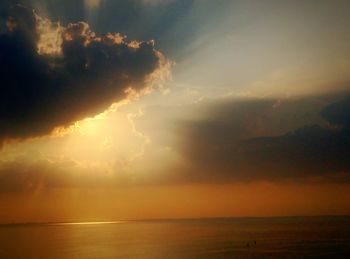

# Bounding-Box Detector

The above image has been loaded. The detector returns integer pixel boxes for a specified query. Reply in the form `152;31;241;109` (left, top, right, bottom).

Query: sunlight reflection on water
49;221;125;226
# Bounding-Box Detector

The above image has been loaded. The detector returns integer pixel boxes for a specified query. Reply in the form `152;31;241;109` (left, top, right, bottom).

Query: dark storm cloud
176;95;350;182
0;5;166;142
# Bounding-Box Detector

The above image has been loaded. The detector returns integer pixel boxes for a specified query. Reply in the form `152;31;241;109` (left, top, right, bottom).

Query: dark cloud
321;96;350;128
0;5;166;142
176;95;350;182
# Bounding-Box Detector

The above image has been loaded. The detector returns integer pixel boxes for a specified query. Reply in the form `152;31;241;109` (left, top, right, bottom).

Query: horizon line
1;214;350;226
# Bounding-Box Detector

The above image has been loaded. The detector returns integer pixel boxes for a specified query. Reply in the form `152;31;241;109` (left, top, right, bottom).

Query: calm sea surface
0;217;349;258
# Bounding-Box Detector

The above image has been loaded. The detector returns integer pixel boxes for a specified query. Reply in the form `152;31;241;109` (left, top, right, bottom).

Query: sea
0;216;349;258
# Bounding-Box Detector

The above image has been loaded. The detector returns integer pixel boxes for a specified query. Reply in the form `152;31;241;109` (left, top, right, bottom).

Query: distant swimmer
254;240;257;245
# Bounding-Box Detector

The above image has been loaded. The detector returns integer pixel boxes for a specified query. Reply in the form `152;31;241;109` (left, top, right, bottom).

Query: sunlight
51;221;125;225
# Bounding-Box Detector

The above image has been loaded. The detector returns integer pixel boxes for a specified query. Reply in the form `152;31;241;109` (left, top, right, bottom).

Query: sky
1;0;350;223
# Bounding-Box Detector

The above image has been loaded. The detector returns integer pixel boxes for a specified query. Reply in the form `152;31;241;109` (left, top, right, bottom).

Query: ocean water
0;217;349;258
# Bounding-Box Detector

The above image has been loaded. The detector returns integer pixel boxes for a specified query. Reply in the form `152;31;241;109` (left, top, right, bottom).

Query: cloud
0;152;164;192
0;5;168;142
175;94;350;183
0;157;76;192
1;94;350;192
0;156;124;192
321;96;350;128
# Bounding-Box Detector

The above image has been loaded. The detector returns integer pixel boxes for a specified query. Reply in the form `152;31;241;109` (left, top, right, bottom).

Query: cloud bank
1;94;350;192
0;5;167;142
176;94;350;182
